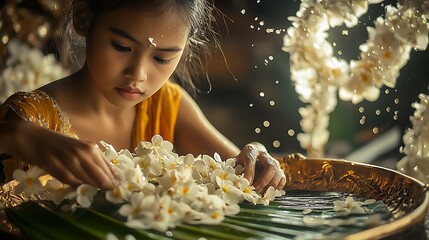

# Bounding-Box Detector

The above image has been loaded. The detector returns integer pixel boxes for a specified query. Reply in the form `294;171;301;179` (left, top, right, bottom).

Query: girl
0;0;286;193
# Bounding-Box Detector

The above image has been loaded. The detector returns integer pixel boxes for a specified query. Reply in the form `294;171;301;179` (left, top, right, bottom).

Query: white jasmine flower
237;177;260;204
210;165;239;183
133;154;163;178
214;176;243;205
13;166;45;197
333;196;366;215
257;186;278;206
105;232;136;240
0;40;68;103
105;185;127;204
43;179;74;205
75;184;98;208
118;192;147;219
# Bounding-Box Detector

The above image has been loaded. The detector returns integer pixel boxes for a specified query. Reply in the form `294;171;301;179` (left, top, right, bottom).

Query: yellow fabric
0;80;182;182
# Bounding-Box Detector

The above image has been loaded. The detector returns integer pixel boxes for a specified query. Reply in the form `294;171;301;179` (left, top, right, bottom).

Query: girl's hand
9;121;117;190
235;142;286;193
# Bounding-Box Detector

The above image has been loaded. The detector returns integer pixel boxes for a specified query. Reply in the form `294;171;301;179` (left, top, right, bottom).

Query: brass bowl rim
289;157;429;240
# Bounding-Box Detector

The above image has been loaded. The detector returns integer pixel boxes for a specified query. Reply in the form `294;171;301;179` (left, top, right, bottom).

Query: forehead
97;6;190;45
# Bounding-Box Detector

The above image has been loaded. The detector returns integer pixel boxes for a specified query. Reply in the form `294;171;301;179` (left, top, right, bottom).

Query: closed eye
154;56;173;65
111;41;131;52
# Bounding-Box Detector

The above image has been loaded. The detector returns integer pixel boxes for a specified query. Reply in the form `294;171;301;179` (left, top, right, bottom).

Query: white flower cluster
12;135;285;232
0;40;69;103
397;93;429;183
282;0;429;156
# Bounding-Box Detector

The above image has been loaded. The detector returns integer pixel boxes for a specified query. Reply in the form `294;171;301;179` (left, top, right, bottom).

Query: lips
115;86;145;100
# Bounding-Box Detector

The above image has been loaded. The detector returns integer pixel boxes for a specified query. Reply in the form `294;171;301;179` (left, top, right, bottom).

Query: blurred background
1;0;428;169
196;0;429;169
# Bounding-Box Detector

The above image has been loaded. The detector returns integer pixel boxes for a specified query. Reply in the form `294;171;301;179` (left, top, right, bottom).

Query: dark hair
55;0;220;94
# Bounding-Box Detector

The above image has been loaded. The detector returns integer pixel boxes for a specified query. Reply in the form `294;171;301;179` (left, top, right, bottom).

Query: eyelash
154;57;173;65
111;41;131;52
112;41;173;65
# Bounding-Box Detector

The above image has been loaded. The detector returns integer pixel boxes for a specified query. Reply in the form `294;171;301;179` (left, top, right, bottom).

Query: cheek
87;43;121;77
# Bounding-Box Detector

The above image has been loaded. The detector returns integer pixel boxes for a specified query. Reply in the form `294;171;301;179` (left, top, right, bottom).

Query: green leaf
5;201;103;240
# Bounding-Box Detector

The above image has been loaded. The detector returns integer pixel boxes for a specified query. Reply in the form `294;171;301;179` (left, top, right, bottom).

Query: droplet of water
375;109;381;115
342;29;349;35
359;107;365;113
386;107;391;112
268;56;274;60
259;92;265;97
373;127;379;134
241;9;246;14
255;128;261;133
394;99;399;104
288;129;295;136
259;21;265;26
385;89;390;94
249;103;254;107
269;100;275;106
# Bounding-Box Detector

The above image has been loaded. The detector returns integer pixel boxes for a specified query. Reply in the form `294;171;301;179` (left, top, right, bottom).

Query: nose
123;58;147;82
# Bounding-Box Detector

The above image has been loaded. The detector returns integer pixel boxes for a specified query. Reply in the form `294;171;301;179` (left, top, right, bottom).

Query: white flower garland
0;40;69;103
283;0;429;157
397;93;429;183
11;135;285;232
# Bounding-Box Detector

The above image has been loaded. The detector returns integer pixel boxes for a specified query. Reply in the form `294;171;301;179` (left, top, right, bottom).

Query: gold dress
0;81;182;182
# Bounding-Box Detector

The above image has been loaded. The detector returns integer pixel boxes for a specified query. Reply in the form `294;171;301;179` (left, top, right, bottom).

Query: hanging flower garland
397;93;429;183
282;0;429;157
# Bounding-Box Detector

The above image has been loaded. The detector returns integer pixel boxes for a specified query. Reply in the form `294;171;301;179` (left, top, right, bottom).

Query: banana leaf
5;190;392;240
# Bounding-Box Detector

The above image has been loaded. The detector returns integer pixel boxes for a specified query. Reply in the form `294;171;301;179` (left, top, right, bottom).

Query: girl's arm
174;90;286;193
0;112;116;189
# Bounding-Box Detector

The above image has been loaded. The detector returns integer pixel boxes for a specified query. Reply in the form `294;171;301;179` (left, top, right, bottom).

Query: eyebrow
110;28;183;52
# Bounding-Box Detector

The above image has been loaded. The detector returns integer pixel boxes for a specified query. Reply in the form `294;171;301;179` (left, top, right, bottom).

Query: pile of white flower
0;40;69;103
282;0;429;156
12;135;285;232
397;93;429;183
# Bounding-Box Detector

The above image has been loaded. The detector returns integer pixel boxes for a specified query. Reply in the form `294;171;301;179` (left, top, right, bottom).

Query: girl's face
84;6;189;107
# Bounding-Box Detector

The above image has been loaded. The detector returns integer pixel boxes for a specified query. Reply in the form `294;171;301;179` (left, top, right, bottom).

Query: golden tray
1;154;429;240
278;154;429;240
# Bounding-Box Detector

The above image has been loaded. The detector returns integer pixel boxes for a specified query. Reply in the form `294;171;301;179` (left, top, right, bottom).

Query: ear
72;1;93;36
